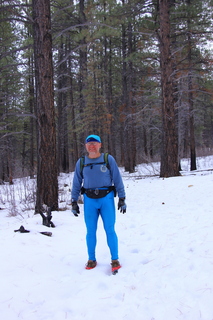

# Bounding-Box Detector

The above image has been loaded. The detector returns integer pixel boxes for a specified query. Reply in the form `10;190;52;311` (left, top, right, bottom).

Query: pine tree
32;0;58;212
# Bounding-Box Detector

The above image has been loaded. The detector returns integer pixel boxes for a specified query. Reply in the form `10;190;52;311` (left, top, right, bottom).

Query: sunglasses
86;142;100;145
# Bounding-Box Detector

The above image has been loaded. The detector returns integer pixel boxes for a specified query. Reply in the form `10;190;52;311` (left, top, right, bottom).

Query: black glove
71;201;80;217
118;198;126;214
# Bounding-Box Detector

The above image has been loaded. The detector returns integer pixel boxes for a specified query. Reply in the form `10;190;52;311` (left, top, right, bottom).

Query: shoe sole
85;263;97;270
111;265;121;272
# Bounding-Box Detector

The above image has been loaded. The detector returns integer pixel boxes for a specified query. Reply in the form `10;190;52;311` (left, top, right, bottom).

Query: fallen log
14;225;52;237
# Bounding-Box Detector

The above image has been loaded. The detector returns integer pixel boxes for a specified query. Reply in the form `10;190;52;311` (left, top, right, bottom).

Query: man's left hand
118;198;126;213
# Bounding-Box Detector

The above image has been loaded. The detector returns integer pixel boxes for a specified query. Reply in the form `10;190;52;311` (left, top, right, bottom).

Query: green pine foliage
0;0;213;178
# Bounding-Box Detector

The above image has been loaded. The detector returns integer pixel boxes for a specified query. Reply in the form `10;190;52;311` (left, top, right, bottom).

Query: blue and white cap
85;134;101;143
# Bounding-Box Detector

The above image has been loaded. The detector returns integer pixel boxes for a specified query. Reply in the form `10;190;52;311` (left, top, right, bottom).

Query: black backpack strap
104;153;109;169
80;155;85;177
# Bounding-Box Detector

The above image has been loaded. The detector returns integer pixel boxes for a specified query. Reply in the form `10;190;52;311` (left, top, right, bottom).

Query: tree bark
187;0;196;171
78;0;88;146
158;0;180;177
57;37;69;173
121;14;136;173
29;54;35;179
32;0;58;212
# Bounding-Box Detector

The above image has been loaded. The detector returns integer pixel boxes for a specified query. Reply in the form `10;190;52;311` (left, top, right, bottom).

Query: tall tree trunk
188;66;196;171
187;0;196;171
57;37;69;173
107;37;116;157
158;0;180;177
29;54;35;179
78;0;87;146
32;0;58;212
127;21;136;171
121;9;135;173
121;19;127;167
68;38;78;170
120;0;137;173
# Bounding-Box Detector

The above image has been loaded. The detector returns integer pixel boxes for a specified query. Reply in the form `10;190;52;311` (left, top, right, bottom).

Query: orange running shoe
85;260;97;270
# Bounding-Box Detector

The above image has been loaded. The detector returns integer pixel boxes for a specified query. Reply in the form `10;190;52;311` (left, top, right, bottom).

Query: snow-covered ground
0;156;213;320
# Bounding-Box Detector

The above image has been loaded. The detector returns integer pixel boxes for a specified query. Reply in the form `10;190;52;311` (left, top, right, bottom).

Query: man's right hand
71;201;80;217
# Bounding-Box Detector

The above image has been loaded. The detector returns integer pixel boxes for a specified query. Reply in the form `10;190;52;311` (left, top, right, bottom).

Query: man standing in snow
71;134;126;274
